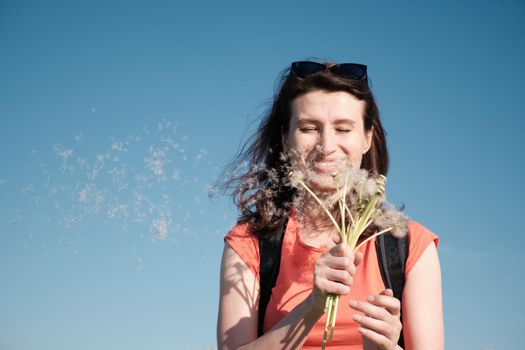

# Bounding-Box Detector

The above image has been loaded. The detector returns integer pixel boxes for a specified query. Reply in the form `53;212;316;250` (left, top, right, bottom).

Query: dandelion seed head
371;202;409;238
362;177;380;198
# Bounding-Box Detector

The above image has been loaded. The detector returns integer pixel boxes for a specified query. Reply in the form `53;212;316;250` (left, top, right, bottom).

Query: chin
305;176;338;193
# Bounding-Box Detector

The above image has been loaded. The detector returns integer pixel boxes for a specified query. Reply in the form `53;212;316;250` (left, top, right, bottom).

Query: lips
312;160;341;173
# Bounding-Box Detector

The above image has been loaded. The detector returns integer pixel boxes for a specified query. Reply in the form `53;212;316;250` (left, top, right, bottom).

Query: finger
367;293;401;316
322;268;353;286
316;278;351;295
315;265;353;292
358;327;395;349
353;313;391;336
329;243;354;259
322;255;356;275
348;300;390;321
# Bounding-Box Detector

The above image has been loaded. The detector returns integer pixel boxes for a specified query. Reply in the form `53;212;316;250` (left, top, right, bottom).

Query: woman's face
284;90;372;192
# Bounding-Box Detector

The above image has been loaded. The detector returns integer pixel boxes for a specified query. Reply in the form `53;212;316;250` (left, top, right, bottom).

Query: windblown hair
220;62;389;238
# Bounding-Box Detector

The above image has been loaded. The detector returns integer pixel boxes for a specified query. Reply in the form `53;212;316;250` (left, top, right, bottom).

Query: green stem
354;226;393;251
296;178;341;232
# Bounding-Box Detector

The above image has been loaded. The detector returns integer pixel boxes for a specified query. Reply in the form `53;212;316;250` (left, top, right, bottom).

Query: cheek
288;133;315;153
339;139;366;165
350;154;364;167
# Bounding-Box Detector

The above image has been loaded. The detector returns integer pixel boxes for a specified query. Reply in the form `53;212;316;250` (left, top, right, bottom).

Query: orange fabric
224;213;439;349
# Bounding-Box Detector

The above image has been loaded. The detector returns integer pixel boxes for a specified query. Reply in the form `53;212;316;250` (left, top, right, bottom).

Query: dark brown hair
221;62;389;238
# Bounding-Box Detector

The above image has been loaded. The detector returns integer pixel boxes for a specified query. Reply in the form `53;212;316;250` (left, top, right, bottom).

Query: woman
217;61;443;350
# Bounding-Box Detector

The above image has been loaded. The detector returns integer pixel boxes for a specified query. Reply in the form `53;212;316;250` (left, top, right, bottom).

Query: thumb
354;251;364;267
380;288;394;297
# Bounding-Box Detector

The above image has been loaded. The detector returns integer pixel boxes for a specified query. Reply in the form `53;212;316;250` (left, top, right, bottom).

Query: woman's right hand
309;244;363;313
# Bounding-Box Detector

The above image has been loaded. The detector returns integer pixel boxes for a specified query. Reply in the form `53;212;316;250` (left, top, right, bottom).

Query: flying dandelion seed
195;148;208;163
152;215;170;241
18;119;226;243
111;141;126;152
78;186;91;203
12;210;22;225
206;185;220;198
54;145;74;161
172;169;182;181
22;184;35;194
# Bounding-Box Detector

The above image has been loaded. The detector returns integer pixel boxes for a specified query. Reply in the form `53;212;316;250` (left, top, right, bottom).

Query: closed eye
299;127;318;133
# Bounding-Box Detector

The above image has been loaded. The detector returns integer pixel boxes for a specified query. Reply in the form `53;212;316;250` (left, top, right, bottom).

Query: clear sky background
1;1;524;349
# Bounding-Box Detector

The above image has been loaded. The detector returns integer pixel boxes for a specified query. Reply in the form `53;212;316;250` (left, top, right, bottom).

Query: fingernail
368;296;375;302
353;314;362;321
358;327;366;334
349;300;357;307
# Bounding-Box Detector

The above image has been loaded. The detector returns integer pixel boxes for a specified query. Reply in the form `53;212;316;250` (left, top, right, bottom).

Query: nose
318;128;336;155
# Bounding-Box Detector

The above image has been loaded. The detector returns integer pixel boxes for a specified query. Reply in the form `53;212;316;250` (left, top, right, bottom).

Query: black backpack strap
257;220;287;337
376;231;409;348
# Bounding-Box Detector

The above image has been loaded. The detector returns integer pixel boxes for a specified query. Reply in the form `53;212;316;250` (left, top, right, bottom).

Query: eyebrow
333;119;356;125
297;118;356;125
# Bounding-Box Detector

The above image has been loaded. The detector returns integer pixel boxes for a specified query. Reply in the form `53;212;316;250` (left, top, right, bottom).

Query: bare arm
349;242;443;350
217;242;360;350
402;242;444;350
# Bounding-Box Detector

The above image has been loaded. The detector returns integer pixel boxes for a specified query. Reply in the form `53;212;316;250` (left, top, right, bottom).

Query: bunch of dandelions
289;164;407;350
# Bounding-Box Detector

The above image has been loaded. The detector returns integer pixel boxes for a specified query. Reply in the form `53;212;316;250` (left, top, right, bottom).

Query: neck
294;193;341;242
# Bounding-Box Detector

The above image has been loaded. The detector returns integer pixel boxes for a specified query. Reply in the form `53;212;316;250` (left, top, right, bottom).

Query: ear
363;127;373;154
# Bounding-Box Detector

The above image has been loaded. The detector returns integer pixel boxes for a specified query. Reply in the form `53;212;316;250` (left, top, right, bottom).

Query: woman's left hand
349;289;402;350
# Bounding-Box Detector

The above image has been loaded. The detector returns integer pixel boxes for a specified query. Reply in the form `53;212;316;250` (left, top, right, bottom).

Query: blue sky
1;1;524;349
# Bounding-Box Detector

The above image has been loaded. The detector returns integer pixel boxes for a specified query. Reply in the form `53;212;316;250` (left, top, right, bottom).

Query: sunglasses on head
291;61;367;80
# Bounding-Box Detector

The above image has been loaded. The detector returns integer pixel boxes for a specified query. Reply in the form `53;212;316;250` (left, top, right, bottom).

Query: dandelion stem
344;201;355;226
354;227;393;251
339;197;346;242
292;172;396;350
296;178;341;232
341;172;348;242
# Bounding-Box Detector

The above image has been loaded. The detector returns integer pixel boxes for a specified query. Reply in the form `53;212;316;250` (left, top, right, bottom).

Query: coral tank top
224;211;439;349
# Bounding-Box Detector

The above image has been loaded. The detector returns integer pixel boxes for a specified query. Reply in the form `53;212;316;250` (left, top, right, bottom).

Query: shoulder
224;222;260;279
402;221;444;348
407;221;439;243
405;220;439;275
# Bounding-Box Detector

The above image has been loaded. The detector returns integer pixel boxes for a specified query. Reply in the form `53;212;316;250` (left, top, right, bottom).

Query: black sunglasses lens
291;62;326;77
331;64;367;79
